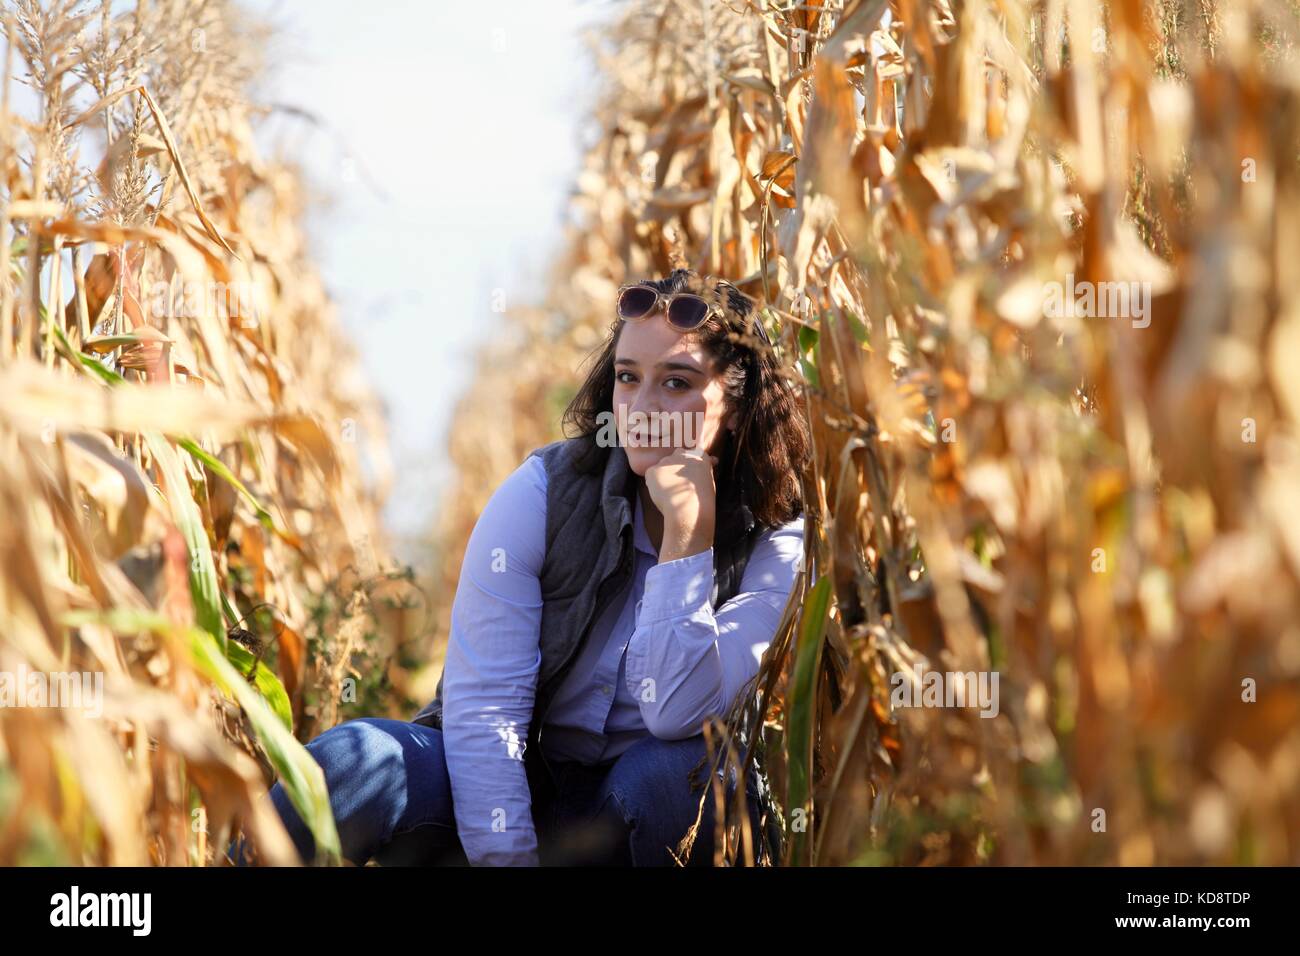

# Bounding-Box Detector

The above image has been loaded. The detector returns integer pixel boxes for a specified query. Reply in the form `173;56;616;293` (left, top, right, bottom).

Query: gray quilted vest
412;435;763;738
410;436;783;862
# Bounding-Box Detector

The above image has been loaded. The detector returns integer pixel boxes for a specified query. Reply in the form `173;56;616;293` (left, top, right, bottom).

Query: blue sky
246;0;611;561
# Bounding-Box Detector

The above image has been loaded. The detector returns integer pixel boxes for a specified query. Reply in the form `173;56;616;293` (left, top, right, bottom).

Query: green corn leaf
786;574;833;866
61;608;339;863
842;308;869;344
143;432;225;649
52;323;125;384
53;325;298;550
177;437;298;547
223;631;295;732
184;617;338;862
798;322;821;388
220;590;240;629
798;322;819;353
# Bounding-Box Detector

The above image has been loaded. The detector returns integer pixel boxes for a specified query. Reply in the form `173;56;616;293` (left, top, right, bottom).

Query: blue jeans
229;717;777;866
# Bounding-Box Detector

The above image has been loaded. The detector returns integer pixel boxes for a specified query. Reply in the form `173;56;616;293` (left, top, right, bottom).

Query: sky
245;0;612;562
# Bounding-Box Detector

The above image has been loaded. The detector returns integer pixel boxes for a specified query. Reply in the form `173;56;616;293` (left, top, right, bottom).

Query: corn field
434;0;1300;867
2;0;1299;868
0;0;404;865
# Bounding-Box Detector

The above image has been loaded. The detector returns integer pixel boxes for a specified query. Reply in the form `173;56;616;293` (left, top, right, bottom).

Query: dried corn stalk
432;0;1300;865
0;0;402;865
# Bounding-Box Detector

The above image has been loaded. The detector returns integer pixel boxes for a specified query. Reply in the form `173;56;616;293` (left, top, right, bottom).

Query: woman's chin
623;444;672;474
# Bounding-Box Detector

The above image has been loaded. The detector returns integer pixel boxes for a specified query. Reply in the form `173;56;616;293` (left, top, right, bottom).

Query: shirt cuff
637;547;714;624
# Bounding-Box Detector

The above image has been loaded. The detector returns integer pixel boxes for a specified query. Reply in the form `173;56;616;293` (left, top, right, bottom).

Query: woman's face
611;313;737;475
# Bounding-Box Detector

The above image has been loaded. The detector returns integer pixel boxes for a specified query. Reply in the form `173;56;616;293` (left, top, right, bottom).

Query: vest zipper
533;529;631;784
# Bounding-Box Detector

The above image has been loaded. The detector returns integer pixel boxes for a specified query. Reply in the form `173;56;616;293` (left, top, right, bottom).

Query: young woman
234;268;811;866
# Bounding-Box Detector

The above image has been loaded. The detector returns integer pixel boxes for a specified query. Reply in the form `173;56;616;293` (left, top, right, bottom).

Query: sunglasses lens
666;295;710;330
618;286;658;320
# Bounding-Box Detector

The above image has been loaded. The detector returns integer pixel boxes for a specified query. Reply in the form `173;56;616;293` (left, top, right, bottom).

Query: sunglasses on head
616;281;772;347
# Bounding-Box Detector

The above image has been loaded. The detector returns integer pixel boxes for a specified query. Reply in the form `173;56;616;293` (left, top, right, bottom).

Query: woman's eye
615;371;636;384
664;376;691;391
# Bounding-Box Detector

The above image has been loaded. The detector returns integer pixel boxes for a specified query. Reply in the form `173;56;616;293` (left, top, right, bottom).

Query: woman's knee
318;718;450;806
599;733;764;865
278;717;453;864
604;734;723;804
306;718;410;780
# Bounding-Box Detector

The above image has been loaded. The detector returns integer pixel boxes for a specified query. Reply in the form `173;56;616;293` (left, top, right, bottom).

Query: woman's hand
644;445;717;562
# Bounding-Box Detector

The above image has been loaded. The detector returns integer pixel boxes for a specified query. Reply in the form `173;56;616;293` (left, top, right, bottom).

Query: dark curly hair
561;267;810;529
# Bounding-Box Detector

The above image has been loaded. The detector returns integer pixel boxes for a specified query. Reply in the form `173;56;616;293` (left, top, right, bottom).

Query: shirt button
601;684;612;695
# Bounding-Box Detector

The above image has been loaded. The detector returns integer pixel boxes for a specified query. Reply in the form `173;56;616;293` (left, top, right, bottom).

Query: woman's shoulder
481;436;608;533
757;510;806;539
518;447;548;488
463;451;550;579
737;511;805;590
748;511;805;559
486;449;548;514
524;434;610;482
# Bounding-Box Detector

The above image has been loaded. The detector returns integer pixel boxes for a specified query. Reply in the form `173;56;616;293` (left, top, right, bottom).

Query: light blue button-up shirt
439;453;804;866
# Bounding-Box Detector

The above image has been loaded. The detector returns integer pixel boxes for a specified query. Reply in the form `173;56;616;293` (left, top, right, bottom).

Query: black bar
1;865;1286;941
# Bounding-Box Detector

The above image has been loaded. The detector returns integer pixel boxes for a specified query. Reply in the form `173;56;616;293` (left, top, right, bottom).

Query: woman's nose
628;387;662;417
623;394;664;442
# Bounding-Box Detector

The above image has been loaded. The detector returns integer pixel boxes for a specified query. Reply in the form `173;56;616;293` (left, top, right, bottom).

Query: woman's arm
440;454;548;866
622;515;805;739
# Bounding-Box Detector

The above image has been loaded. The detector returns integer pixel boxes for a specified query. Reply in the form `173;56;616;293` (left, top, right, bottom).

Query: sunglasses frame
615;281;772;347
